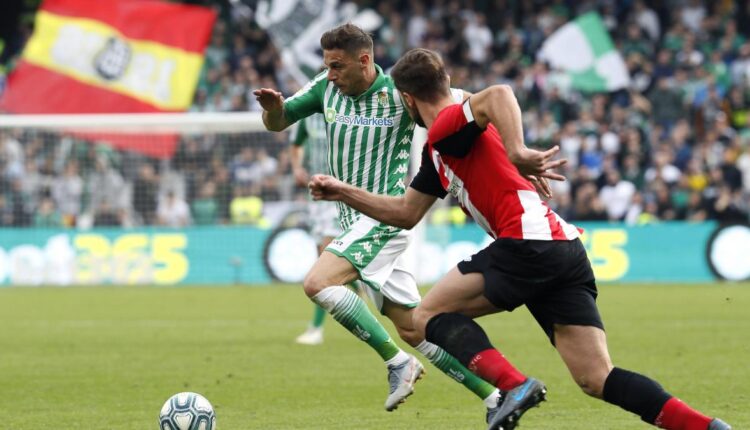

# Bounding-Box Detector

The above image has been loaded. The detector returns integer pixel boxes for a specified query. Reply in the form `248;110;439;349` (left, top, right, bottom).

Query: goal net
0;112;467;286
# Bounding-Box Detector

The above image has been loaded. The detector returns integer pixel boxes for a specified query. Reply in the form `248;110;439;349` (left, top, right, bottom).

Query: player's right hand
309;174;343;201
510;145;567;182
252;88;284;112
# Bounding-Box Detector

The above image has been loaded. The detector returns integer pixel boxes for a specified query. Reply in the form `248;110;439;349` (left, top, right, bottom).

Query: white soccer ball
159;392;216;430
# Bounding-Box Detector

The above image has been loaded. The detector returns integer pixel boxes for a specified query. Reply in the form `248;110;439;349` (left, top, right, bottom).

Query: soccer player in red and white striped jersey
309;48;731;430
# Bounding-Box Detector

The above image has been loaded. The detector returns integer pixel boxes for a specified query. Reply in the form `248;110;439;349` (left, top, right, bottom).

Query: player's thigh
414;266;497;333
554;324;613;397
317;236;336;254
303;250;359;295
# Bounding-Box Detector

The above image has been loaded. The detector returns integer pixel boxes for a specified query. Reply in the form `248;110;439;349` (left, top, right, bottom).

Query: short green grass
0;283;747;429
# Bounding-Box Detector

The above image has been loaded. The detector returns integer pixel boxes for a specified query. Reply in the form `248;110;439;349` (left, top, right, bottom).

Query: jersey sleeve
283;72;328;124
409;145;448;198
290;119;308;147
429;99;483;158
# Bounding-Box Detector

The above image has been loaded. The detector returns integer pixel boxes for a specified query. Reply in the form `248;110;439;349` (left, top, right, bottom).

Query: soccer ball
159;392;216;430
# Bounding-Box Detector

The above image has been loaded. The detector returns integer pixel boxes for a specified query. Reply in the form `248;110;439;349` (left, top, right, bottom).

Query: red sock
655;397;712;430
468;348;526;391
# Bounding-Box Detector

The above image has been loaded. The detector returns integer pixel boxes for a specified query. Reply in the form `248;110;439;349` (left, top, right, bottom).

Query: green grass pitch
0;283;748;429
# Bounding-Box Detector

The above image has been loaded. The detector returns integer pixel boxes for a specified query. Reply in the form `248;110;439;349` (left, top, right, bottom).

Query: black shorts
457;237;603;344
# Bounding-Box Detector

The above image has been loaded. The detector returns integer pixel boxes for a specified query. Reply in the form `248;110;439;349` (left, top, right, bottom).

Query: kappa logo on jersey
323;107;394;127
362;242;373;254
352;251;364;265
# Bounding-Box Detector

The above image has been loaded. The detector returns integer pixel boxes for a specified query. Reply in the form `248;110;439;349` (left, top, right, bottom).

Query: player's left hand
527;175;553;200
309;174;344;201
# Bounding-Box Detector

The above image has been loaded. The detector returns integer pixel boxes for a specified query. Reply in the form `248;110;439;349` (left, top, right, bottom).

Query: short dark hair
391;48;450;102
320;23;373;55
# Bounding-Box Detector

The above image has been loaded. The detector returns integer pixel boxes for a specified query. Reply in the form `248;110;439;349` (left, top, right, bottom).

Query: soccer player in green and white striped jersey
254;24;502;417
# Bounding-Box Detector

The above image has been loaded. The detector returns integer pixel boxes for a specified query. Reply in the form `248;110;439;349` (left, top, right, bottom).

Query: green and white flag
538;12;629;92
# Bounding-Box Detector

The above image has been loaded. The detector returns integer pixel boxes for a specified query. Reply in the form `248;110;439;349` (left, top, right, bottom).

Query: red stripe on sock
467;348;526;391
655;397;712;430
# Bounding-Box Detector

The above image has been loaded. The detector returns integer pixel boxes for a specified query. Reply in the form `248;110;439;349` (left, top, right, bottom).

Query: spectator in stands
132;163;159;225
680;190;709;221
229;146;260;187
230;184;264;225
573;181;608;221
192;181;218;225
157;190;191;228
649;76;685;130
52;161;83;227
33;195;62;228
599;169;636;221
88;155;125;216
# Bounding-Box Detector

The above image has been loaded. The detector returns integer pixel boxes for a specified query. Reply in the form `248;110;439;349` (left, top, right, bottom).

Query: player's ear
402;92;414;108
358;50;370;68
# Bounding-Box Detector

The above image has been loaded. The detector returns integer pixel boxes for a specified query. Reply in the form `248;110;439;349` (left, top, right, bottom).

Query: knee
302;272;328;298
573;370;608;399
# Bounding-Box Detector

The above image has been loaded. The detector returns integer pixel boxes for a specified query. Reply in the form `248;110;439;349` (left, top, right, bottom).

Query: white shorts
325;215;420;312
308;201;341;244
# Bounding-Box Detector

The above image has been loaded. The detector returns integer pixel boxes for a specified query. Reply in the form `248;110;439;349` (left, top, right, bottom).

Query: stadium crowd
0;0;749;228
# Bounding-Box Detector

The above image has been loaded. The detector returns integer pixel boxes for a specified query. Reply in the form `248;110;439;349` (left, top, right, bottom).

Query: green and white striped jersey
284;65;415;229
289;114;329;176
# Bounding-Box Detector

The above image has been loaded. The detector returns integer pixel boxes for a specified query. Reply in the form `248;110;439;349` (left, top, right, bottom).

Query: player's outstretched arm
469;85;567;181
309;174;437;229
253;88;292;131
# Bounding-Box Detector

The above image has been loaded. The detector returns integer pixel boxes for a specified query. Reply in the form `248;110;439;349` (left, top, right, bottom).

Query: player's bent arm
311;175;437;229
468;85;524;158
467;85;566;182
343;186;436;230
253;88;293;131
262;109;292;131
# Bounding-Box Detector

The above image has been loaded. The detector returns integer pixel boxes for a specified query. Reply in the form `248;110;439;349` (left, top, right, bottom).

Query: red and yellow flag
0;0;216;114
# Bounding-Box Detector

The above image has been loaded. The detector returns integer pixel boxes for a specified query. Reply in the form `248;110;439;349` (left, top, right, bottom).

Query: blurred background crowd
0;0;749;228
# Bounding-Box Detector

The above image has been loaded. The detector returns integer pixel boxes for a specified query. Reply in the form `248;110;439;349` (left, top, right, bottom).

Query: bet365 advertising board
0;222;746;286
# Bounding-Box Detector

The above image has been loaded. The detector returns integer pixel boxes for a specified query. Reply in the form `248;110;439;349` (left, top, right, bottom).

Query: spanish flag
0;0;216;114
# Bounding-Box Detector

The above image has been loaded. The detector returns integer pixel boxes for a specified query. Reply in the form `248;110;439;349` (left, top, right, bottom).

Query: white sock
415;340;439;360
311;285;349;311
385;350;410;367
484;389;501;409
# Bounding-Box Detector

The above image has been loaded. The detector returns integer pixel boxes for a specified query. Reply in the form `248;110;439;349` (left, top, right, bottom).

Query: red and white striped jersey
410;99;580;241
